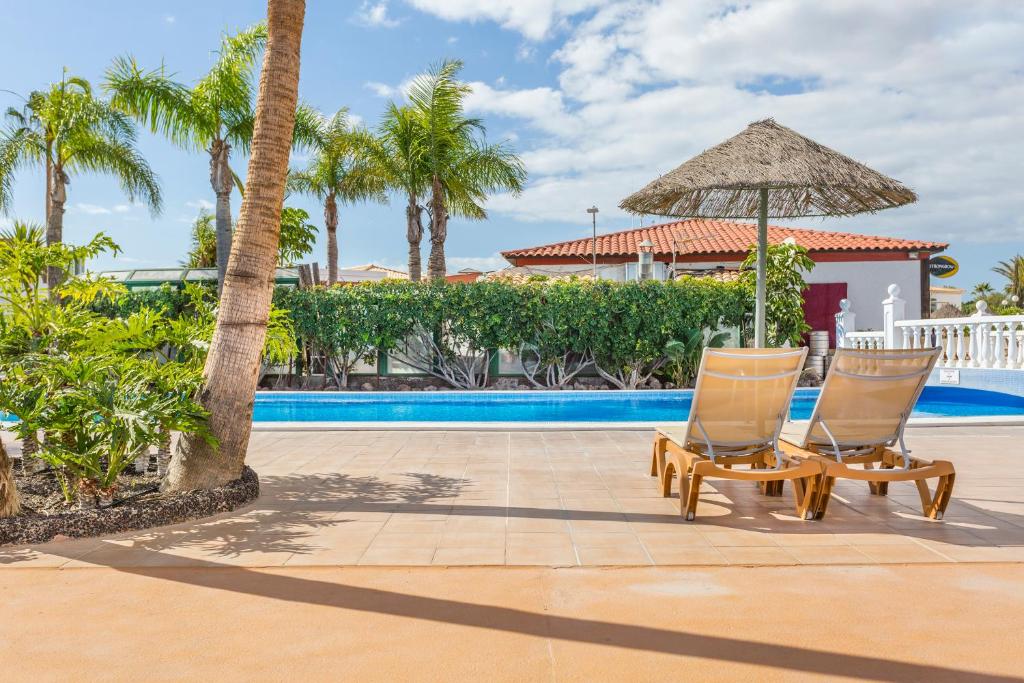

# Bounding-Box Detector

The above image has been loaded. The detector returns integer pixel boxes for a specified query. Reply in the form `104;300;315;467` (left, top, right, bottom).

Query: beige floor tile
431;547;506;565
357;546;437;565
646;546;729;565
368;532;442;549
507;532;575;549
438;532;507;549
717;546;798;566
576;545;652;566
786;545;874;565
702;530;780;547
507;517;571;533
853;543;954;563
505;545;578;566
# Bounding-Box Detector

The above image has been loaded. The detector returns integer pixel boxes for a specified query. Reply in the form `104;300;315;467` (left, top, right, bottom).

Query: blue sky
2;1;1022;299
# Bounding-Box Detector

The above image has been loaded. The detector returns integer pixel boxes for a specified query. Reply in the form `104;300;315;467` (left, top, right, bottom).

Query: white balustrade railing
895;316;1024;369
835;286;1024;370
845;331;884;350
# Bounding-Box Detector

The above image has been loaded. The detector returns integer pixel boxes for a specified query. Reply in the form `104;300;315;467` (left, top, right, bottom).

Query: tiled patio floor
3;426;1023;568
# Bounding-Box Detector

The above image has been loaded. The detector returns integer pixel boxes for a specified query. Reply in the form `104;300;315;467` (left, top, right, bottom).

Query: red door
803;283;848;347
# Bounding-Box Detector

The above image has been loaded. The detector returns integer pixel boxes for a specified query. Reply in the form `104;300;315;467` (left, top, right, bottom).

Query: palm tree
104;24;267;294
162;0;306;492
375;103;429;281
184;210;217;267
972;282;994;298
288;108;385;283
405;59;526;280
992;255;1024;303
0;72;162;287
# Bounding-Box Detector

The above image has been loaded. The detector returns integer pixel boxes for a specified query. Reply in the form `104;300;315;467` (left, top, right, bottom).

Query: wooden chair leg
814;476;837;520
679;471;704;524
650;439;659;477
916;471;956;520
793;474;821;520
661;460;675;498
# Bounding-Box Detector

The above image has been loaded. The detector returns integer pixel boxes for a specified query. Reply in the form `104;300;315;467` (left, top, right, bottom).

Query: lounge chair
780;347;955;520
650;347;822;521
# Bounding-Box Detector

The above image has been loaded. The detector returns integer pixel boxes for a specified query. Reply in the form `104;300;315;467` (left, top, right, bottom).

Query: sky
1;0;1022;299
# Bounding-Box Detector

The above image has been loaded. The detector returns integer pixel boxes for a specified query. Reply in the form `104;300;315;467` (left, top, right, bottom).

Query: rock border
0;467;259;547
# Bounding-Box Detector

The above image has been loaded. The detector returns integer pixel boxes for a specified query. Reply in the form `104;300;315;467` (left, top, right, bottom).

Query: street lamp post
587;206;599;278
638;239;655;281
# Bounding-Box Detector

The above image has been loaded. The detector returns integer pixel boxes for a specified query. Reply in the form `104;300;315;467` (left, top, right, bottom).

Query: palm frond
104;56;210;150
66;133;163;214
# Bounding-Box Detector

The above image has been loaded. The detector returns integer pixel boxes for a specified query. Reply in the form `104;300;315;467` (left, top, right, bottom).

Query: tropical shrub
664;329;732;387
741;241;815;347
273;278;749;389
276;280;420;388
0;226;216;509
518;279;594;389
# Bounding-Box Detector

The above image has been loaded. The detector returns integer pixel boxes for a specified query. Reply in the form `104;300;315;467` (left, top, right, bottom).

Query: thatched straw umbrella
620;118;916;347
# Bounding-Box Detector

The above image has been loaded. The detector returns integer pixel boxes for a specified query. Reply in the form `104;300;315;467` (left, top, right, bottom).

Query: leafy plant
0;229;219;508
5;355;213;506
740;241;815;347
184;210;217;268
664;329;731;387
277;206;317;266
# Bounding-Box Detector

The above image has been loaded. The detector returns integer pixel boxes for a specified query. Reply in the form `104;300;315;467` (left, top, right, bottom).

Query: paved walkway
2;564;1022;681
3;426;1022;568
3;427;1023;681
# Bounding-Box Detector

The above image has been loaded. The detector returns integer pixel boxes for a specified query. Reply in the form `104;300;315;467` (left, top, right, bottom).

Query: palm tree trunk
0;437;20;517
46;167;68;292
426;177;447;280
210;139;234;296
324;193;338;284
163;0;306;492
406;193;423;282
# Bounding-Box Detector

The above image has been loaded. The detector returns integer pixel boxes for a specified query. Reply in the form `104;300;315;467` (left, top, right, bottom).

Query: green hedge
102;279;750;389
276;278;750;388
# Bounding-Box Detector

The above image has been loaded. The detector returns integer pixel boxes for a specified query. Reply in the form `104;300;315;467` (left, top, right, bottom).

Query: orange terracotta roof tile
501;219;947;260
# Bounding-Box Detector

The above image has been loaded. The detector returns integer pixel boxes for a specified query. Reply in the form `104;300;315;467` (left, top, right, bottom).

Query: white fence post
882;284;906;350
835;299;855;348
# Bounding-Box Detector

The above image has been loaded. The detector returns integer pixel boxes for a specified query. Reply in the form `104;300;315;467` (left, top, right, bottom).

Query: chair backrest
684;347;807;456
800;347;940;451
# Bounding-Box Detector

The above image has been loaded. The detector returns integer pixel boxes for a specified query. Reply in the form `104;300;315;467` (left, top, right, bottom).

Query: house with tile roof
501;219;948;340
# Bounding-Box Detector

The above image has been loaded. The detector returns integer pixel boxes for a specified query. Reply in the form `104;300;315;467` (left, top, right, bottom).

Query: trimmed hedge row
102;278;751;389
275;278;750;389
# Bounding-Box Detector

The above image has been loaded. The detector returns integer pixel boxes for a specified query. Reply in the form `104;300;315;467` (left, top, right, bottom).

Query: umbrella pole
754;188;768;347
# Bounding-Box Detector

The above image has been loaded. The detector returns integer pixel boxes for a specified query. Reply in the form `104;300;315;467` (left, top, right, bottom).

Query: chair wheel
685;512;695;521
934;511;943;520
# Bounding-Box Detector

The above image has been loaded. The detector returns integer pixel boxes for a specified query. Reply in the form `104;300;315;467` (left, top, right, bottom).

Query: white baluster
979;322;992;368
1006;321;1019;370
994;322;1006;368
943;325;954;367
955;325;966;367
968;324;979;367
902;327;911;350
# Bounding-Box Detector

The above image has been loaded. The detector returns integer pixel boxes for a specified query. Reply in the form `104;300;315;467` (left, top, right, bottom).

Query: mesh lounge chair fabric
651;347;821;520
781;347;955;519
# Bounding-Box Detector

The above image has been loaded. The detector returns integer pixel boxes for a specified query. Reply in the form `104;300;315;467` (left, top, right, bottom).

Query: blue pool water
251;386;1024;423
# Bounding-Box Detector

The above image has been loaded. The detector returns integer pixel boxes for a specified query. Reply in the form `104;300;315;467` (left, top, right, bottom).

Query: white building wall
512;257;921;331
804;260;921;330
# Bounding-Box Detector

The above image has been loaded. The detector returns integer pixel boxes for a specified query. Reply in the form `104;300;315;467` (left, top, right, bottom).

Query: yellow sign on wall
929;255;958;278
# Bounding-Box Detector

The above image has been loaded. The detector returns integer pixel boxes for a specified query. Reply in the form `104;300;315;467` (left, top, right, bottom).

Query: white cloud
447;254;510;272
185;199;214;211
414;0;1024;245
353;1;401;28
447;36;458;44
364;77;417;101
406;0;602;40
163;15;175;25
73;202;132;215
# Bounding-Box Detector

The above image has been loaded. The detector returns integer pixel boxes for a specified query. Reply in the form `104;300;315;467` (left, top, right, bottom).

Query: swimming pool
252;386;1024;423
